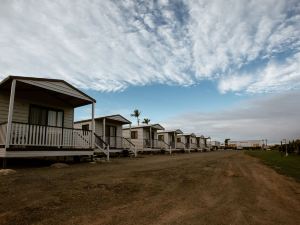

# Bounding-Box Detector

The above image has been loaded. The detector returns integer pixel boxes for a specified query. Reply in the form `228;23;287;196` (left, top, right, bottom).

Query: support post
107;145;110;161
150;126;152;148
5;79;16;149
129;123;132;143
103;118;106;142
174;132;176;149
91;102;95;148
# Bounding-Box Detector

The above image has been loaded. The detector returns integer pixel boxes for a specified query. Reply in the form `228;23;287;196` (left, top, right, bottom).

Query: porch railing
0;123;7;146
143;139;169;149
170;141;176;149
122;137;136;150
176;142;185;149
190;143;197;149
5;122;92;149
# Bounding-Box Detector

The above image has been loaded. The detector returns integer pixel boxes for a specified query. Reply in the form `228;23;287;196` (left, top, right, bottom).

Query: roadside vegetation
246;150;300;182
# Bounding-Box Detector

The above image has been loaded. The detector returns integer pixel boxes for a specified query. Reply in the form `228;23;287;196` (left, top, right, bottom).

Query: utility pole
283;139;288;156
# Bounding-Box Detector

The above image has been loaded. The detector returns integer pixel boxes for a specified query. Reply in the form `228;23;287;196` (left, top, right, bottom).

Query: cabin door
186;137;190;149
29;106;63;146
106;125;117;148
170;134;175;148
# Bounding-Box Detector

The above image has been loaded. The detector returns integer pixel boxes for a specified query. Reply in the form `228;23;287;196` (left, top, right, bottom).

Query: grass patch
245;151;300;182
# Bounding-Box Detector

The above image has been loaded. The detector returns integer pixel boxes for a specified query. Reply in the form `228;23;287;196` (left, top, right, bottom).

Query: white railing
190;143;197;149
176;142;185;149
94;133;110;160
9;122;92;149
0;123;7;146
157;140;170;149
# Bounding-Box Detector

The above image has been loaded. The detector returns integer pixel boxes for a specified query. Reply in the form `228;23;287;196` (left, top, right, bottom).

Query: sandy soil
0;151;299;225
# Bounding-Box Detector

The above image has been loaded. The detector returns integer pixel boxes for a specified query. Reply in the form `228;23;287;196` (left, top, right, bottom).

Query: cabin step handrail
94;133;110;161
176;141;186;149
143;138;167;149
122;137;137;157
161;140;171;148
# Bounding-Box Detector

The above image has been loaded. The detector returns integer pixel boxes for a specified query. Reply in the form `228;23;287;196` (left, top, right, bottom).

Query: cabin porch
0;76;96;159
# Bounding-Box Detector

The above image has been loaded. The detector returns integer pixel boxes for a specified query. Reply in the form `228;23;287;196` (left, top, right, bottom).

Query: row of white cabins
0;76;212;167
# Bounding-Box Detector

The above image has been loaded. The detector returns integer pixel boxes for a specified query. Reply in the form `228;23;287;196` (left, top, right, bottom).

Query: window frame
131;131;138;139
82;124;90;131
29;104;64;128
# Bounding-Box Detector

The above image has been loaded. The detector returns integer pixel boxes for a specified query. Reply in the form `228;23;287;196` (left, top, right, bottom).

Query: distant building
228;140;264;149
211;141;221;150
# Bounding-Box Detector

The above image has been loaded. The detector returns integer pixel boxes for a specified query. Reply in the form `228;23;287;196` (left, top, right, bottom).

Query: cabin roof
158;129;183;134
196;135;205;138
178;133;196;137
123;123;165;130
0;75;96;107
74;114;131;125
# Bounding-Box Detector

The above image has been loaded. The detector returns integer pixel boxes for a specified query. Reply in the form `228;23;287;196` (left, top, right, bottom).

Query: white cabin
74;114;134;153
122;124;165;151
196;135;206;151
177;133;197;151
157;129;183;153
0;76;95;161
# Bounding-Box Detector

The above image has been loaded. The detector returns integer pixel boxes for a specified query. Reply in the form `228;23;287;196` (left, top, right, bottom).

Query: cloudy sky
0;0;300;143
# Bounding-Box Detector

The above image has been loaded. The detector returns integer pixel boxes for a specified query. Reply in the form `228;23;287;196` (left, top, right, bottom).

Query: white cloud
218;52;300;94
218;75;253;94
162;91;300;143
0;0;299;93
247;52;300;93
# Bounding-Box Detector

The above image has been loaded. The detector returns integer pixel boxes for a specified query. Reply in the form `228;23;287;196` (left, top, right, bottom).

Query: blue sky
75;81;248;122
0;0;300;143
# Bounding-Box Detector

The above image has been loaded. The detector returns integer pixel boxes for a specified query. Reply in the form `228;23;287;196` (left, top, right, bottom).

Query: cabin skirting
0;149;93;158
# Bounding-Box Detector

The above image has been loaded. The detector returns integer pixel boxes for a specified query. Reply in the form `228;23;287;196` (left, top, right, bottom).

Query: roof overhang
123;123;165;130
0;76;96;107
179;133;196;137
158;129;183;134
196;135;205;138
75;114;131;125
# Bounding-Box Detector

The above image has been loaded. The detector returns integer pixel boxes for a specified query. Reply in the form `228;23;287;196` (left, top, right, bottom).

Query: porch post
174;132;176;149
103;118;106;142
5;79;16;149
149;126;152;148
129;123;132;142
91;102;95;148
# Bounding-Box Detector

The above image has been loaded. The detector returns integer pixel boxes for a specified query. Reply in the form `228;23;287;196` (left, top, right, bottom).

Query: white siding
1;88;74;128
123;127;144;150
0;91;9;123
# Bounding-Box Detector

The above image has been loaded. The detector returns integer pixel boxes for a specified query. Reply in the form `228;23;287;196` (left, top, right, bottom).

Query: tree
142;118;151;125
131;109;141;125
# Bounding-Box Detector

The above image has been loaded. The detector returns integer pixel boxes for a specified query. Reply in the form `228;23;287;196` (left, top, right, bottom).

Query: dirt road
0;151;299;225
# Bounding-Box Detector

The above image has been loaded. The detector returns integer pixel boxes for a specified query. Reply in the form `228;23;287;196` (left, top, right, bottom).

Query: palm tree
131;109;141;125
142;118;151;125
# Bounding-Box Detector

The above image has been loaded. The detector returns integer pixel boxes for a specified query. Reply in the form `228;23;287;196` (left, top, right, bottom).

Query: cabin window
29;105;64;127
158;135;164;141
177;137;181;143
131;131;138;139
82;124;90;131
